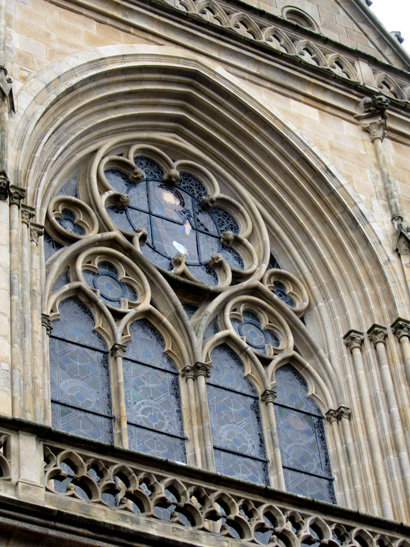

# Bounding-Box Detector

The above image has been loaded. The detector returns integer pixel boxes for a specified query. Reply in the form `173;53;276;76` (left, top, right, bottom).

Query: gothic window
44;139;337;504
274;365;336;503
49;297;113;443
208;345;269;485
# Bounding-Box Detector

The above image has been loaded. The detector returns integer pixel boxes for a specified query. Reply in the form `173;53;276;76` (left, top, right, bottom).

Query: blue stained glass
52;268;70;291
58;209;85;235
134;156;164;180
44;231;63;262
58;174;79;197
231;310;280;355
83;261;138;308
220;245;244;270
105;156;243;279
274;365;335;503
208;344;268;485
272;281;296;308
177;172;207;198
50;297;113;443
124;319;186;463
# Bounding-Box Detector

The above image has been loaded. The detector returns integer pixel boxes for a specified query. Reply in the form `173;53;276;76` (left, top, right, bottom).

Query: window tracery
44;137;336;505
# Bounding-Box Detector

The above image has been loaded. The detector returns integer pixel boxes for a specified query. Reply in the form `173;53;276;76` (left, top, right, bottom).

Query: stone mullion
41;314;52;425
368;325;410;512
193;363;215;471
260;389;285;490
30;223;44;422
110;344;128;449
181;365;202;468
344;330;393;519
9;185;25;418
21;205;35;420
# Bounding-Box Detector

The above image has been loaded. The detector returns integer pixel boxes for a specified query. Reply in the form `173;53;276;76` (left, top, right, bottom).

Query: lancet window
44;139;336;504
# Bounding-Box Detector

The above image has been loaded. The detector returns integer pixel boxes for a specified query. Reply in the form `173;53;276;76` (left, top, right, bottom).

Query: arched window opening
274;365;336;503
49;297;113;443
208;344;269;484
123;319;186;462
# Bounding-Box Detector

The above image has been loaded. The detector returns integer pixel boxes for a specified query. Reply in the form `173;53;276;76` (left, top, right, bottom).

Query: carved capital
326;406;351;422
110;343;127;358
181;365;196;380
362;119;387;142
21;204;35;226
367;324;387;345
343;330;364;351
260;389;277;404
8;185;26;207
391;318;410;341
0;173;10;200
193;362;212;379
30;222;44;244
41;314;53;335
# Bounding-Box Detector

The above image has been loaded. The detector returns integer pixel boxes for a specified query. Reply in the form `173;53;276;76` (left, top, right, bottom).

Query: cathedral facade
1;0;410;544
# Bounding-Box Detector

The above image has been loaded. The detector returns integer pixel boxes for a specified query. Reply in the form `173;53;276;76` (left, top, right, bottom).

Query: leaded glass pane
283;468;336;503
58;174;79;197
274;365;319;413
210;344;256;394
231;310;280;355
214;449;268;484
208;344;268;485
274;365;335;503
44;231;63;262
124;319;186;462
105;157;244;278
83;261;138;308
50;297;113;443
58;209;85;235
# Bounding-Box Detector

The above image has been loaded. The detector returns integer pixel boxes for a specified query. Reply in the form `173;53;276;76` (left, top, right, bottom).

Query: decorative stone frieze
343;330;364;351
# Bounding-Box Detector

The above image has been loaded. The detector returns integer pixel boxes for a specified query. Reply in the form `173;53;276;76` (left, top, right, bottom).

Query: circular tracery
104;156;244;280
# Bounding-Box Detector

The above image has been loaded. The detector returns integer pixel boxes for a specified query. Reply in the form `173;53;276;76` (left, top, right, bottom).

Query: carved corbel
0;67;15;114
8;185;26;207
355;95;390;142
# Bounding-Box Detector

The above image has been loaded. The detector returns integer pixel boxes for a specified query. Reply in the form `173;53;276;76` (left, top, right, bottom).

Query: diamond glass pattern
123;319;186;462
208;344;269;484
105;157;243;280
83;261;137;308
50;297;113;443
231;310;280;355
274;365;336;503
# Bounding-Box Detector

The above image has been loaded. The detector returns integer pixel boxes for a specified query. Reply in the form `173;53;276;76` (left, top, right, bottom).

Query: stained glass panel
50;297;113;443
208;344;269;485
123;319;186;462
274;365;335;503
44;231;63;262
231;310;280;355
105;157;244;278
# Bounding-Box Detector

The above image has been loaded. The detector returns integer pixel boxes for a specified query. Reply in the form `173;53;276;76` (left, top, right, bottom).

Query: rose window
272;281;296;308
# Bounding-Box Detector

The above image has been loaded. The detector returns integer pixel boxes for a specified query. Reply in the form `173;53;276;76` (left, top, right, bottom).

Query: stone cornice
53;0;410;111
